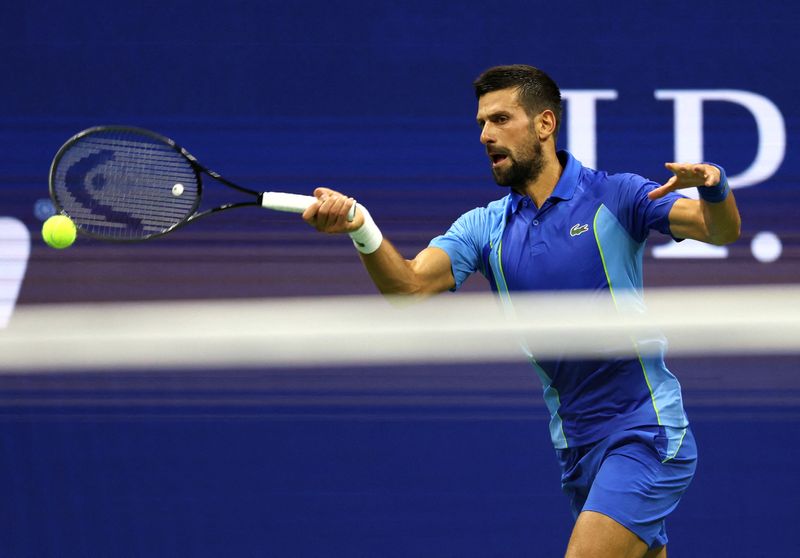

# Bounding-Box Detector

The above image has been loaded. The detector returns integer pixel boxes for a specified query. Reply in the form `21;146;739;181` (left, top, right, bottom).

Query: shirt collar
509;189;527;213
551;150;581;201
508;150;581;214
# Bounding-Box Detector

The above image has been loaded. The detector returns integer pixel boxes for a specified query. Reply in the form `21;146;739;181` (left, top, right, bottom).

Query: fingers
702;164;721;186
301;197;320;222
302;189;359;233
318;195;350;230
665;162;705;176
313;186;338;199
661;162;721;191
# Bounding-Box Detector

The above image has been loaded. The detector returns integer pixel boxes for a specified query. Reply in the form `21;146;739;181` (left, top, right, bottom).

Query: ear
535;110;557;142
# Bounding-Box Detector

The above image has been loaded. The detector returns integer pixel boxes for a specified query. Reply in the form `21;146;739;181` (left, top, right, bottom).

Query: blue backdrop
1;1;798;556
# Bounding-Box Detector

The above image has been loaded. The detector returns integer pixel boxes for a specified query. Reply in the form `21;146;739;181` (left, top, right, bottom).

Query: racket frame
49;125;264;242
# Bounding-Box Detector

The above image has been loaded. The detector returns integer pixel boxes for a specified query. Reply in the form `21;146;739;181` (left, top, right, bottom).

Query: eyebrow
476;110;511;124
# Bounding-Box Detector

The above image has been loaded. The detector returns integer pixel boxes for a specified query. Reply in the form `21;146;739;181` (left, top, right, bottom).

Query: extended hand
302;187;364;233
648;163;722;200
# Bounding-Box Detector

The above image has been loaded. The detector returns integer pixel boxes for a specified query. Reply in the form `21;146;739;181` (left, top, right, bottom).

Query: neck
516;147;563;207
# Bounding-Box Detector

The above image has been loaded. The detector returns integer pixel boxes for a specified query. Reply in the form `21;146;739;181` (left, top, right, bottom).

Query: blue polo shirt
429;151;690;450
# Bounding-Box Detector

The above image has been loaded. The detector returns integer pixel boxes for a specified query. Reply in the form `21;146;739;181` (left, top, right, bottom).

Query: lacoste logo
570;223;589;237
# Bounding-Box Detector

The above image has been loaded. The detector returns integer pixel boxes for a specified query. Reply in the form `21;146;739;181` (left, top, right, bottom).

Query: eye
496;115;509;124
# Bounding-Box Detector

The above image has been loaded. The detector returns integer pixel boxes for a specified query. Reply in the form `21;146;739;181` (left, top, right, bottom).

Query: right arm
358;242;455;296
302;187;455;296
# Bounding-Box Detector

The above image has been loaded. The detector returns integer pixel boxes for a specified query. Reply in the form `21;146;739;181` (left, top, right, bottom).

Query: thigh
582;427;697;549
565;510;651;558
644;546;667;558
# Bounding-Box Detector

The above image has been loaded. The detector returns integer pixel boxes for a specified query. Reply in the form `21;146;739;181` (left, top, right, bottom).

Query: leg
565;511;665;558
558;427;696;557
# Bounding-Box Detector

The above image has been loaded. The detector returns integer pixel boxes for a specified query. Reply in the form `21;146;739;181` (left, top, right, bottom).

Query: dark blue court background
1;1;799;556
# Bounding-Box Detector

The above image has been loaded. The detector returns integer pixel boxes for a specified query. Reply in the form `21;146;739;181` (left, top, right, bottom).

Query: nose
480;122;495;145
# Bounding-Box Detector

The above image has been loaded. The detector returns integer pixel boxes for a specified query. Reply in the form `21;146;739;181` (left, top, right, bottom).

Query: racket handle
260;192;356;221
260;192;316;213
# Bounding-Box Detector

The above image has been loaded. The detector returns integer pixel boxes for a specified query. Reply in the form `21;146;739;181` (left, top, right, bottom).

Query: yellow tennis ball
42;215;77;249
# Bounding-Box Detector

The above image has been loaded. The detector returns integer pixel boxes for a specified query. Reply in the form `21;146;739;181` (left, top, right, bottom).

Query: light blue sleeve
428;207;488;291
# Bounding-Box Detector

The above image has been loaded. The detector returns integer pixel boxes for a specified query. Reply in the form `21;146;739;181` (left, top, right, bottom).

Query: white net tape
1;285;798;373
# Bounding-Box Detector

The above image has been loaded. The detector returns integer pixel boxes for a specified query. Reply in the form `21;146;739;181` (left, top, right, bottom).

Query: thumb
648;176;677;200
648;185;669;200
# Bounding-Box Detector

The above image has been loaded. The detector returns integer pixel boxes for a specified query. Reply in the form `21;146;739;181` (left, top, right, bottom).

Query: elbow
379;287;433;308
374;278;426;301
380;282;438;297
378;286;421;298
708;220;741;246
376;278;445;306
375;277;427;297
374;259;449;300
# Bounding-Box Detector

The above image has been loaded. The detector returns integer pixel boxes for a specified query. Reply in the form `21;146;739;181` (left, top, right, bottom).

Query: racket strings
51;130;200;240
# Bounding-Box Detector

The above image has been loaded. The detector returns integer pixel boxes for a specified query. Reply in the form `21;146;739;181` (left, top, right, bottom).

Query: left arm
649;163;741;245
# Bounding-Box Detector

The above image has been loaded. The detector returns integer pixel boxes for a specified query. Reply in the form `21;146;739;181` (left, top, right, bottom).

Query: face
476;88;544;189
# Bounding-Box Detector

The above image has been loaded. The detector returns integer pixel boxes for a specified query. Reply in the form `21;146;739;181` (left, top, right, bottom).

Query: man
302;65;740;558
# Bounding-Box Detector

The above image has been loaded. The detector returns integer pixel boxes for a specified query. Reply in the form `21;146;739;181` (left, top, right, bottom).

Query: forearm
347;205;430;295
358;239;430;296
349;206;454;296
303;188;455;296
700;193;741;245
664;164;742;245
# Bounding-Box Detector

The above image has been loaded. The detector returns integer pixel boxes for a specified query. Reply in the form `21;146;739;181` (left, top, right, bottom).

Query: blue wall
1;1;799;556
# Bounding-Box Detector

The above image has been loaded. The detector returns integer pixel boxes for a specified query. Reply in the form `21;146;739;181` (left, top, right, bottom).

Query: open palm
648;163;722;200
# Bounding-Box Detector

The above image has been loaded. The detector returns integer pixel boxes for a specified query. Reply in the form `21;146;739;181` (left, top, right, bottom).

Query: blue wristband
698;163;730;203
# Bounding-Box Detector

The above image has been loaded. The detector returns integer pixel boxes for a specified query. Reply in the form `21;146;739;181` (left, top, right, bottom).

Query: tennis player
302;64;741;558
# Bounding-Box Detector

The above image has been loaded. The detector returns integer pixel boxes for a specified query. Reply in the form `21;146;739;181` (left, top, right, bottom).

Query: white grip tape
260;192;316;213
261;192;356;221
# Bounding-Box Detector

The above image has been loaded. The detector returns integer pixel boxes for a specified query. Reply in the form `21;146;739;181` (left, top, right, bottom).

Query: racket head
49;126;203;242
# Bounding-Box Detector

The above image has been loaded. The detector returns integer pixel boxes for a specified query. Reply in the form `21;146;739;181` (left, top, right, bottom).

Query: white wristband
348;204;383;254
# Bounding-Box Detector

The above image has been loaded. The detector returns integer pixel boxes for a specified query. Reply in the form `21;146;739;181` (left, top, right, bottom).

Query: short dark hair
473;64;563;139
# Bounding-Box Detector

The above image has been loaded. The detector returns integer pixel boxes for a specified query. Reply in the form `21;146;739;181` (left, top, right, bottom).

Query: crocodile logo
570;223;590;237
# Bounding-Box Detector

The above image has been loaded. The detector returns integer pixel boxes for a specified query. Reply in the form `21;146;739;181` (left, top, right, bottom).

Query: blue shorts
556;426;697;549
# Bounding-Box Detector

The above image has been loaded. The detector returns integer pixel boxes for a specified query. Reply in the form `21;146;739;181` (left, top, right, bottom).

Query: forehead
476;88;524;119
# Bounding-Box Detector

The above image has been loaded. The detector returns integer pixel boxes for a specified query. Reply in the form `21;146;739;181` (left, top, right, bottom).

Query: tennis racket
48;125;354;241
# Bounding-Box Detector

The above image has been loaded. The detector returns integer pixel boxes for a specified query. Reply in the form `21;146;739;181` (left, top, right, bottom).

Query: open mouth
490;153;508;167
